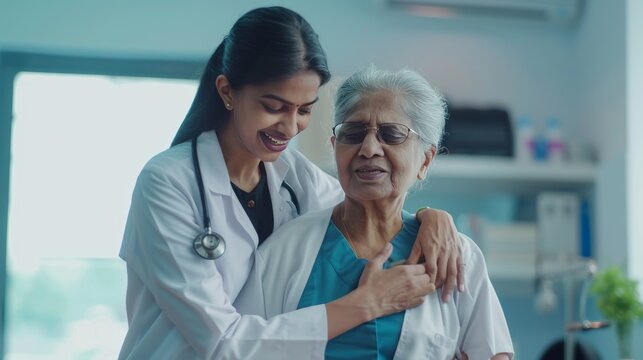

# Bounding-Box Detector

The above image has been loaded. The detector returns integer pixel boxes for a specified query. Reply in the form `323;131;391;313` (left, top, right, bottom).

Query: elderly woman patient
238;66;514;359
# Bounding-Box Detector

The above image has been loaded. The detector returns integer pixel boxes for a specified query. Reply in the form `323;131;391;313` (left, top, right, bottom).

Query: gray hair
333;65;446;150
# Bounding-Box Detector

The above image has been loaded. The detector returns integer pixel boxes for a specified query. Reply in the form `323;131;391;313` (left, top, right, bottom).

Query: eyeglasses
332;122;420;145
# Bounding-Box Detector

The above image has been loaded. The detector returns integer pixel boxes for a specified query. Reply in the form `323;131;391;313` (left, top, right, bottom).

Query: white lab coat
237;208;514;360
118;130;344;359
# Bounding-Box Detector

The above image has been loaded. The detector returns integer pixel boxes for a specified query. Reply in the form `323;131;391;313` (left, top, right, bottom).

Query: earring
225;103;232;110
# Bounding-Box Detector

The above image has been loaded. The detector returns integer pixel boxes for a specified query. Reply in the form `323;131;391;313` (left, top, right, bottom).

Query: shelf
430;155;596;182
424;155;597;194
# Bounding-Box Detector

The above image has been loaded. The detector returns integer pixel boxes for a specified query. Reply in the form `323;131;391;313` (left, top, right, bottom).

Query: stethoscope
191;135;300;260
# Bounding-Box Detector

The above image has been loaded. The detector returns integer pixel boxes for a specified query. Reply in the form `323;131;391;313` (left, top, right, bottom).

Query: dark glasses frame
332;122;421;145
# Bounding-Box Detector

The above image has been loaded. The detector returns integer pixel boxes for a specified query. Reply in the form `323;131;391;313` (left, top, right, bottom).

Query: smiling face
332;90;434;203
217;69;321;163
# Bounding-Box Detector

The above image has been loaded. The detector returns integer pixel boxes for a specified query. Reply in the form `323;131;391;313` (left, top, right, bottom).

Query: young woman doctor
118;6;464;360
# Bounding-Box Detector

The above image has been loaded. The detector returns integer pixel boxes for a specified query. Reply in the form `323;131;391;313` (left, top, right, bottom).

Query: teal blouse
297;211;418;360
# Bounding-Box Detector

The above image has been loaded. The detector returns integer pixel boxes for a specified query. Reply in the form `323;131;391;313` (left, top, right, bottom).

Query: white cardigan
235;208;514;360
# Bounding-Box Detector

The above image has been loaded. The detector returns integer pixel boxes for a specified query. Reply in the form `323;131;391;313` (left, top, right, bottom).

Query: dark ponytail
172;6;331;146
171;42;226;146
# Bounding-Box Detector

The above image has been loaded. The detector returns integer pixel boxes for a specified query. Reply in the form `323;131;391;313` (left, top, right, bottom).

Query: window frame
0;50;204;357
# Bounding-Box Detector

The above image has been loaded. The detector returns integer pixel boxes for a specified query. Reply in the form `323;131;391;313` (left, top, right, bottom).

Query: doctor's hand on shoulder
412;208;464;303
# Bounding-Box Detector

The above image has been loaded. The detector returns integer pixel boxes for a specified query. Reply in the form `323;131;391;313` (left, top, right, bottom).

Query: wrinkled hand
358;243;435;317
408;208;464;302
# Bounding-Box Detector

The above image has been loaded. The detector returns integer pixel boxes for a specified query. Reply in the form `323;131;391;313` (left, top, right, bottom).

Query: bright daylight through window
7;72;197;359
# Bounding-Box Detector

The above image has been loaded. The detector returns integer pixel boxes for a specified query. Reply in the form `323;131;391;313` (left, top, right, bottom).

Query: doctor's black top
230;162;274;244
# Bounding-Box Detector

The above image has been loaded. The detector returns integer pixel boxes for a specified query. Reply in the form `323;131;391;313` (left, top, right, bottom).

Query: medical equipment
191;136;300;259
534;257;609;360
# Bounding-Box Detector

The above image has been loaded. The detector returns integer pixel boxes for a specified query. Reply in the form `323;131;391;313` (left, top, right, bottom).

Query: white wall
574;0;628;269
627;0;643;284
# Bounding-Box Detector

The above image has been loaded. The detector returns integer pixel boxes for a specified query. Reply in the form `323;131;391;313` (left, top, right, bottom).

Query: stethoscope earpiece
193;230;226;260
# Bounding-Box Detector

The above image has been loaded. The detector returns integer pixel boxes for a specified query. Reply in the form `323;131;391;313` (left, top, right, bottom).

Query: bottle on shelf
545;117;565;163
515;116;535;162
532;135;549;162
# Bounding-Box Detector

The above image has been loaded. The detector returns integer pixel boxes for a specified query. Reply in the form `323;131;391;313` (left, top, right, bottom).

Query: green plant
591;266;643;358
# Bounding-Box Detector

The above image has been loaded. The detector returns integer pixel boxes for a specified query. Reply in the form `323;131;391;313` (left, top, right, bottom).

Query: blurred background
0;0;641;359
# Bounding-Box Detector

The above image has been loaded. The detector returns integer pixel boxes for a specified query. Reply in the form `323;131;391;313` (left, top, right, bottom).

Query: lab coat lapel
280;208;333;314
196;131;258;244
196;130;232;196
263;157;291;230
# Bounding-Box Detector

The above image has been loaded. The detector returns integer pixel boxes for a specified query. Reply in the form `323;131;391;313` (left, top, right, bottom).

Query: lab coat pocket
392;294;460;360
428;332;457;360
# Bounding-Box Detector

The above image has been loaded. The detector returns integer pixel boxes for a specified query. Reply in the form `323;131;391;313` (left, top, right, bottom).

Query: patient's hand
325;243;436;339
358;243;435;316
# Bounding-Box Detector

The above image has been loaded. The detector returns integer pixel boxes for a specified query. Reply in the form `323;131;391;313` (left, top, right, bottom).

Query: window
0;52;202;359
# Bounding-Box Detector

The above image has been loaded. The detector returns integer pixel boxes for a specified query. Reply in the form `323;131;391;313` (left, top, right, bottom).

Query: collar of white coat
196;130;290;196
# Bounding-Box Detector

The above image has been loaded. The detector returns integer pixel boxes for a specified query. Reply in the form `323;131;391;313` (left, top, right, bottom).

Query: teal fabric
297;210;419;360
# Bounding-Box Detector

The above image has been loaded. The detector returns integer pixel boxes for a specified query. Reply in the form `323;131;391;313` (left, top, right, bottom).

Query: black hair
171;6;331;146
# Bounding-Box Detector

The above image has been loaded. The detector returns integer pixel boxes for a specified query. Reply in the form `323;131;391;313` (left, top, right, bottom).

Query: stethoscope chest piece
193;230;226;260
